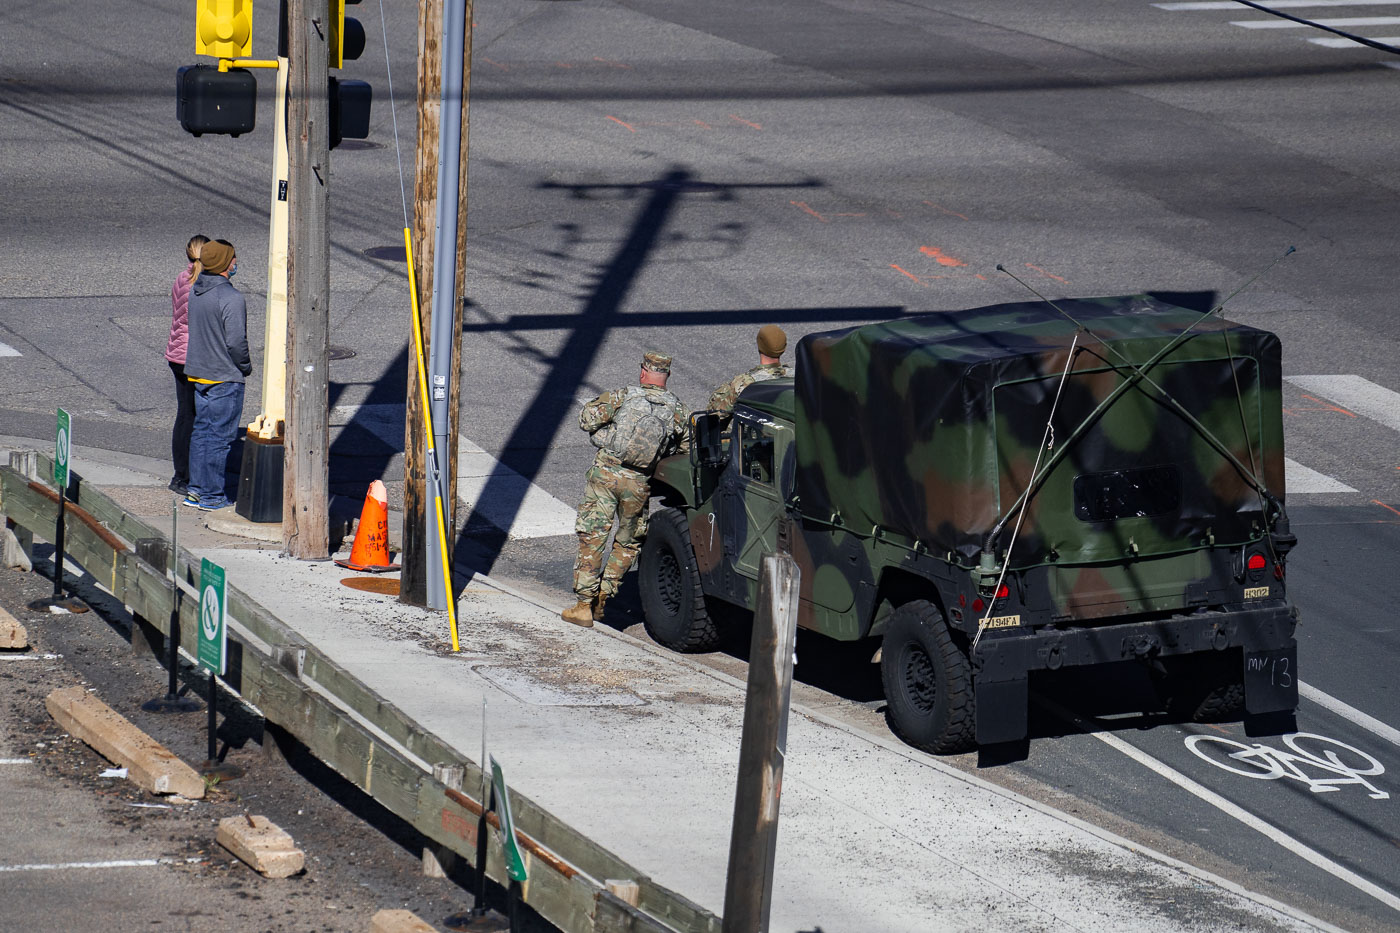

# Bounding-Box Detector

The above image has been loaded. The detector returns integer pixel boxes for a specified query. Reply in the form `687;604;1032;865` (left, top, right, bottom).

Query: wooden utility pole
402;0;471;606
283;0;331;559
723;548;801;933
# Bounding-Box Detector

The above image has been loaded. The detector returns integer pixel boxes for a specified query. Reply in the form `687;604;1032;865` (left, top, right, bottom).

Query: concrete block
44;685;204;798
2;516;33;572
370;908;439;933
0;606;27;649
217;814;305;878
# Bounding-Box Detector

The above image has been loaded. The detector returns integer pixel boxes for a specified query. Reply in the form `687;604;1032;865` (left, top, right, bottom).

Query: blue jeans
189;381;244;508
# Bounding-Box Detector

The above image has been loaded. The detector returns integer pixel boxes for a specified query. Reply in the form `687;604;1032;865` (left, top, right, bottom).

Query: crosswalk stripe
0;342;20;357
1309;33;1400;44
1231;15;1400;26
1285;457;1357;494
1157;0;1400;9
1286;375;1400;433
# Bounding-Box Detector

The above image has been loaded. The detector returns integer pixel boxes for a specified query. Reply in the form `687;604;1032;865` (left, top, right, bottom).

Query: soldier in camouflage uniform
707;324;792;415
562;350;690;627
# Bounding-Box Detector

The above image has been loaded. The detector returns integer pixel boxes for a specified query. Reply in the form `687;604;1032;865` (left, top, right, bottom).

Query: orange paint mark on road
555;62;575;69
891;264;925;285
975;274;987;281
730;114;762;130
791;201;827;222
1025;263;1069;284
923;200;969;221
833;212;868;217
694;120;713;129
1300;394;1357;417
593;56;632;69
606;115;636;132
481;57;509;71
1373;500;1400;519
919;246;967;268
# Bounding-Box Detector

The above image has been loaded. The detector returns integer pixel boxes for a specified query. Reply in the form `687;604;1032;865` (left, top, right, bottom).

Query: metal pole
425;0;467;610
207;669;218;762
722;550;801;933
50;484;65;598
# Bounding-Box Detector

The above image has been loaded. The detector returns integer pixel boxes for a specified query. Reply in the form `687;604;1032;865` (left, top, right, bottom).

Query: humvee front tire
639;508;721;652
881;601;976;754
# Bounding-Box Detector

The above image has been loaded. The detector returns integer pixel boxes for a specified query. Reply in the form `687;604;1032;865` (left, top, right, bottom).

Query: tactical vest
591;385;680;471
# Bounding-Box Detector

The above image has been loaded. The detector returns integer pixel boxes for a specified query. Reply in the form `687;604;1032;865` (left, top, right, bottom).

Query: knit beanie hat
201;240;234;275
757;324;787;357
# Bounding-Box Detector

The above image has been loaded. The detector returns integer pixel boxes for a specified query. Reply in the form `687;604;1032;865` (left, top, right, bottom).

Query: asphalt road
4;0;1400;930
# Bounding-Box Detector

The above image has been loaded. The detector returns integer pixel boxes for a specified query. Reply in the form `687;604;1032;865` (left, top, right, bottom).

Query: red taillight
958;593;967;608
972;598;985;613
996;583;1009;599
1247;553;1267;571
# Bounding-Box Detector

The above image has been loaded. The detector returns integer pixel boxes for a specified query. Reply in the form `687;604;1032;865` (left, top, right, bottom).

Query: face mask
227;262;238;278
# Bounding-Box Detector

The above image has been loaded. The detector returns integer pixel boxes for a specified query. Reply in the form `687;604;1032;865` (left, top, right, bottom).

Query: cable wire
376;0;410;230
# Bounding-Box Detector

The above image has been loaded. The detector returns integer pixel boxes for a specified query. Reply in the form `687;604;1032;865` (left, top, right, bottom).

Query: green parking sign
197;558;227;675
490;755;528;883
54;408;71;489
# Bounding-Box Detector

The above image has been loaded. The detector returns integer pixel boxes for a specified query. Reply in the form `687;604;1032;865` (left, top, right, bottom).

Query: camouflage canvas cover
793;296;1284;568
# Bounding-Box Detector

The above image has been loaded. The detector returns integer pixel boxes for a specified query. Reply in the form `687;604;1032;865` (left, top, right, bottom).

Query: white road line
1300;681;1400;750
1286;375;1400;433
1310;34;1400;45
1232;15;1400;26
0;758;32;764
1285;457;1357;494
1091;728;1400;914
1159;0;1400;8
0;857;201;873
0;654;62;661
0;343;20;357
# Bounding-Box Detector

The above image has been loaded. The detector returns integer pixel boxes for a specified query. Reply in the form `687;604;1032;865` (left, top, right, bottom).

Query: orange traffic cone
335;480;401;572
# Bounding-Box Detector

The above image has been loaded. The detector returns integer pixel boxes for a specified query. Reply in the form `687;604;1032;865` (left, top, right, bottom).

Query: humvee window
739;421;775;485
1074;465;1181;522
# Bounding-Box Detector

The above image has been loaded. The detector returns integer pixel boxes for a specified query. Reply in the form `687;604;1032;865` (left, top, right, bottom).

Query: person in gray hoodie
183;239;251;510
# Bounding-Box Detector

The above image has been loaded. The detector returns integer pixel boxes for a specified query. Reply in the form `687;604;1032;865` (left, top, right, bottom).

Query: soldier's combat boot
561;599;595;628
593;594;608;621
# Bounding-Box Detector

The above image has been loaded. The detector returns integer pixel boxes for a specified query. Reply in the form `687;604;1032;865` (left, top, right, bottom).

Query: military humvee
639;296;1299;753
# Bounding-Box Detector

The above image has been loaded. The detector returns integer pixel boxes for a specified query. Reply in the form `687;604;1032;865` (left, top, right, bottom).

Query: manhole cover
341;577;400;595
334;139;384;151
363;245;407;262
328;345;356;360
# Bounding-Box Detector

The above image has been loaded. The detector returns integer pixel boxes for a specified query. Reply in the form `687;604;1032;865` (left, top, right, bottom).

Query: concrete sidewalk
1;437;1337;933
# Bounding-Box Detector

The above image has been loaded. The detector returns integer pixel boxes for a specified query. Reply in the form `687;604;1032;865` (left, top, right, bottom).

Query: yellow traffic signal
328;0;365;69
195;0;252;60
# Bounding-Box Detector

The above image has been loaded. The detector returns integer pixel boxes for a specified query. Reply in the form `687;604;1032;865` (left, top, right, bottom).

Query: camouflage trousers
572;463;650;600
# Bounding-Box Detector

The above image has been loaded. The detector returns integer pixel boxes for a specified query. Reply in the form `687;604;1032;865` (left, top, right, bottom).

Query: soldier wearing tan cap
706;325;792;416
563;350;690;627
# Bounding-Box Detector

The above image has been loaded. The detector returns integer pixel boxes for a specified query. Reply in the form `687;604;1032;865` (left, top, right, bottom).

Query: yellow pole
403;227;460;651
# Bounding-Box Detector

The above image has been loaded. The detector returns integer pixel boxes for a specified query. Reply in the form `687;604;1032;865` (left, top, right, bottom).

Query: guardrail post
130;537;169;660
425;762;465;877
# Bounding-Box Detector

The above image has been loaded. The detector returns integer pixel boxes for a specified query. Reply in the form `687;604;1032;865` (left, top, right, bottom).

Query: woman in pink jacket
166;235;208;495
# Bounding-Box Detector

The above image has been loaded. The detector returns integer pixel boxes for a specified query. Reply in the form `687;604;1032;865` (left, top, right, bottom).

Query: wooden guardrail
0;453;720;933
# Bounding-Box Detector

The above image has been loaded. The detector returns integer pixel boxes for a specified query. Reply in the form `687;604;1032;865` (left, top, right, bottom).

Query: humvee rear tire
639;508;721;652
880;601;976;754
1167;651;1246;723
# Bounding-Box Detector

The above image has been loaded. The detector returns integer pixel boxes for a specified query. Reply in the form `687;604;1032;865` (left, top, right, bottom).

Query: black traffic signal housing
177;65;257;137
328;0;371;149
329;77;372;149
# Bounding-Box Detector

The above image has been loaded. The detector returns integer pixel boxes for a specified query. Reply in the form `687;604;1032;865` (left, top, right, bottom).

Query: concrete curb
216;814;305;878
0;605;27;649
369;909;439;933
44;685;205;798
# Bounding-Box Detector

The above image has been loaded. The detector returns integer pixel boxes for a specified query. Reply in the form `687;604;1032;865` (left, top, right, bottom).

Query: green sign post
490;755;528;883
197;558;227;675
54;407;71;489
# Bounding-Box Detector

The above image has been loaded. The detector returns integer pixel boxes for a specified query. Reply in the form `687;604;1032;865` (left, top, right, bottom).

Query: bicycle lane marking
1038;698;1400;915
1185;733;1389;799
1299;680;1400;750
1093;728;1400;913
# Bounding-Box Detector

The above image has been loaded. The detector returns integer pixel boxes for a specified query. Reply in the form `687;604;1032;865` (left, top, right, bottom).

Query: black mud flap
1243;641;1298;714
975;677;1028;745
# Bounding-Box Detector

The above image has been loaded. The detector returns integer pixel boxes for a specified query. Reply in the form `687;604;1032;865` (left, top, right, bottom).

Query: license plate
1243;643;1297;714
1244;586;1270;599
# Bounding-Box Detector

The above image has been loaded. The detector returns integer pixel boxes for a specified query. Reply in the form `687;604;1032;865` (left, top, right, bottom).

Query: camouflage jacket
706;362;792;414
580;384;690;473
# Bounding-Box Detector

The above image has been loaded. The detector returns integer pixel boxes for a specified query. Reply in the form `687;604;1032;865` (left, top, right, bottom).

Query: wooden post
283;0;331;560
722;549;800;933
402;0;470;606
